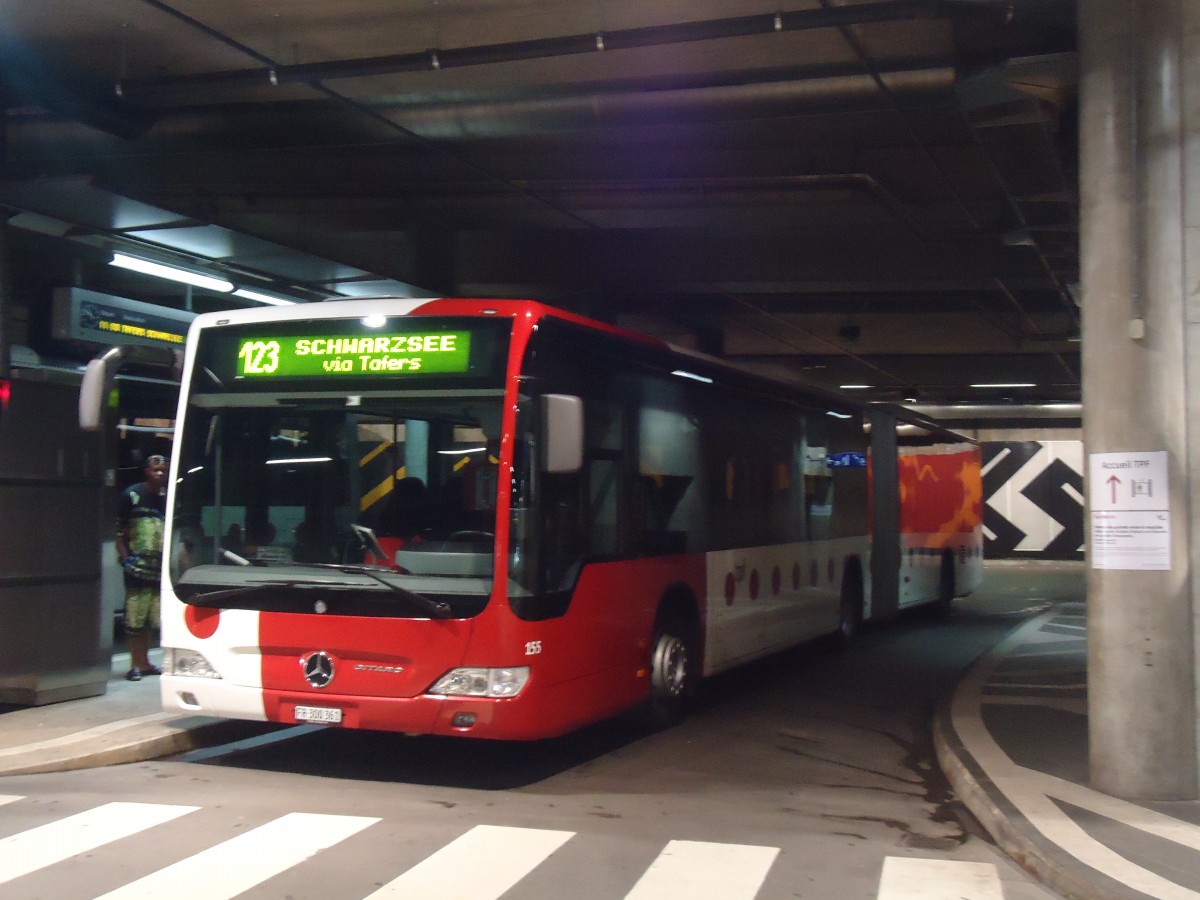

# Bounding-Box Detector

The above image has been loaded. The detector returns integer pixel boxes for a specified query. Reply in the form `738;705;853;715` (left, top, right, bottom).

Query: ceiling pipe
819;0;984;232
375;68;957;140
8;66;957;151
120;0;1015;101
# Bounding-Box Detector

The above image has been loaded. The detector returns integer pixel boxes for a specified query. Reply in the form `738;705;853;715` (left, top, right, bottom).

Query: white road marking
877;857;1003;900
0;794;22;806
95;811;379;899
955;611;1200;899
0;802;197;885
365;824;574;899
623;839;779;900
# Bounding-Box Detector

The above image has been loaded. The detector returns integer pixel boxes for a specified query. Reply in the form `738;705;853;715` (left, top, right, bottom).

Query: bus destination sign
236;332;473;378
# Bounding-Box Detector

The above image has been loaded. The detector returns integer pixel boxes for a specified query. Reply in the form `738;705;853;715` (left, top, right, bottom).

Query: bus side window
637;400;700;555
541;470;586;590
584;397;624;557
587;457;620;555
540;394;623;587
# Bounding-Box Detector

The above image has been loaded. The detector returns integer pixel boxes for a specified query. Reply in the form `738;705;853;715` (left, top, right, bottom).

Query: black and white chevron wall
982;441;1084;560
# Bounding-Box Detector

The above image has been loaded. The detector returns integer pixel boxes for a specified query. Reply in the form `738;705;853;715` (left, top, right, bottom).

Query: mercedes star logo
302;651;334;688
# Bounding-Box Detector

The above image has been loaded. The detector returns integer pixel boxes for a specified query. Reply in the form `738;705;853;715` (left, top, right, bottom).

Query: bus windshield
168;316;510;617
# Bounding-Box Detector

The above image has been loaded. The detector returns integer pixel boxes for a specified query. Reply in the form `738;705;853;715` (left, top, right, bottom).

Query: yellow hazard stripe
361;466;406;512
359;440;395;468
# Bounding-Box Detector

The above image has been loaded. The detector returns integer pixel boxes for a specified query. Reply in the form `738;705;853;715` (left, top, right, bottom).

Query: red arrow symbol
1107;474;1122;504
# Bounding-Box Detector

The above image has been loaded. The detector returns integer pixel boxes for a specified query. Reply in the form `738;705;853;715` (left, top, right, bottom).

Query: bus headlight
163;647;222;679
428;667;530;698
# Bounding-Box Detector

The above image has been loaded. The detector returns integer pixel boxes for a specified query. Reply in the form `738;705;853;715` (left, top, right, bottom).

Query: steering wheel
447;530;495;543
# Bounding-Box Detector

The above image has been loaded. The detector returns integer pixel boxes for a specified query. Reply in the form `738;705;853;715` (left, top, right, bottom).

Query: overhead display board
52;287;194;350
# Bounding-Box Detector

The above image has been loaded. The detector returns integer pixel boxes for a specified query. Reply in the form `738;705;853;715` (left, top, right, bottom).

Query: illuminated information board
53;287;194;350
236;332;473;377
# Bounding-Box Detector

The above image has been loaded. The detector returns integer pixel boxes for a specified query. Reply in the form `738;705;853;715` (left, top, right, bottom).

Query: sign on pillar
1088;451;1170;570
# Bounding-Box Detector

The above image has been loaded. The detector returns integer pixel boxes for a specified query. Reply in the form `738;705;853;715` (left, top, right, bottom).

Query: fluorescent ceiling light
110;253;233;292
839;384;871;390
970;382;1036;389
437;447;487;455
266;456;333;465
234;288;297;306
671;369;713;384
826;411;852;419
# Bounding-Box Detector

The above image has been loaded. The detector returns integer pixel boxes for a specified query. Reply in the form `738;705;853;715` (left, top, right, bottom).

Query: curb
0;718;258;777
932;650;1136;900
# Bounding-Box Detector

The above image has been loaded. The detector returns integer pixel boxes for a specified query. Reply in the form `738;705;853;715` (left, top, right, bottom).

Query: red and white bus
109;298;981;739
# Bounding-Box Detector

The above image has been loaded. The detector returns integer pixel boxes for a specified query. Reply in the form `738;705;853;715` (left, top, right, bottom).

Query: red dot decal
724;572;736;606
749;569;760;601
185;604;220;639
771;566;781;595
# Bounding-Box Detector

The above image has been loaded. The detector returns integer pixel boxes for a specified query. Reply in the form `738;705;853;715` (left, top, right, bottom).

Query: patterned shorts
124;582;161;634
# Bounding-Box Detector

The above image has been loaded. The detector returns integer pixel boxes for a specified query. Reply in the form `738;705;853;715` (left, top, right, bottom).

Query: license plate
294;705;342;724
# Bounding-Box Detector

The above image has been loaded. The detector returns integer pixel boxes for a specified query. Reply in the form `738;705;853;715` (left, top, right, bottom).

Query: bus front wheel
643;613;695;729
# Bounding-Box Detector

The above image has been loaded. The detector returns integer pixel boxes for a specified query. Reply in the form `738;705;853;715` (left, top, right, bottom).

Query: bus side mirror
79;345;183;430
79;348;124;431
541;394;583;473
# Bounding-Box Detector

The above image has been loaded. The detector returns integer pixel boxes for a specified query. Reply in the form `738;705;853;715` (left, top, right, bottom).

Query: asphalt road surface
0;562;1081;899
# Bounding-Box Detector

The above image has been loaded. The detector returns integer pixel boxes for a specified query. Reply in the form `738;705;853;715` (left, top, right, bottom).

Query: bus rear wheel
932;552;956;619
831;567;863;649
643;614;695;729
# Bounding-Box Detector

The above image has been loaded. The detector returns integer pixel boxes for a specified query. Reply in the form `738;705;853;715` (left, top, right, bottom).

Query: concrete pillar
0;220;10;377
1080;1;1198;799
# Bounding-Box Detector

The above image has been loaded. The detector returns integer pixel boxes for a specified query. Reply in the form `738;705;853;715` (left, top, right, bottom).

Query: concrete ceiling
0;0;1080;416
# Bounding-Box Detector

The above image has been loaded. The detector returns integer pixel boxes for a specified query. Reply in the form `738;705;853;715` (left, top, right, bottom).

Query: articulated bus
88;298;982;739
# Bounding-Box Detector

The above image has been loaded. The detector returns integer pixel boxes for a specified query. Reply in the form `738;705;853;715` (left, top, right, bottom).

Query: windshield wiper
180;565;453;619
178;580;309;605
304;563;452;619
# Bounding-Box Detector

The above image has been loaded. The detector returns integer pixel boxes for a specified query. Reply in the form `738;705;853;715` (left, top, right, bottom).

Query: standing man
116;454;168;682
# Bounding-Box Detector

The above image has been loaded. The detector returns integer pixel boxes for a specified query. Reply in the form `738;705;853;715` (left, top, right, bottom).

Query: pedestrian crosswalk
95;812;379;900
623;839;779;900
877;857;1004;900
0;796;1011;899
364;824;573;899
0;802;197;886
